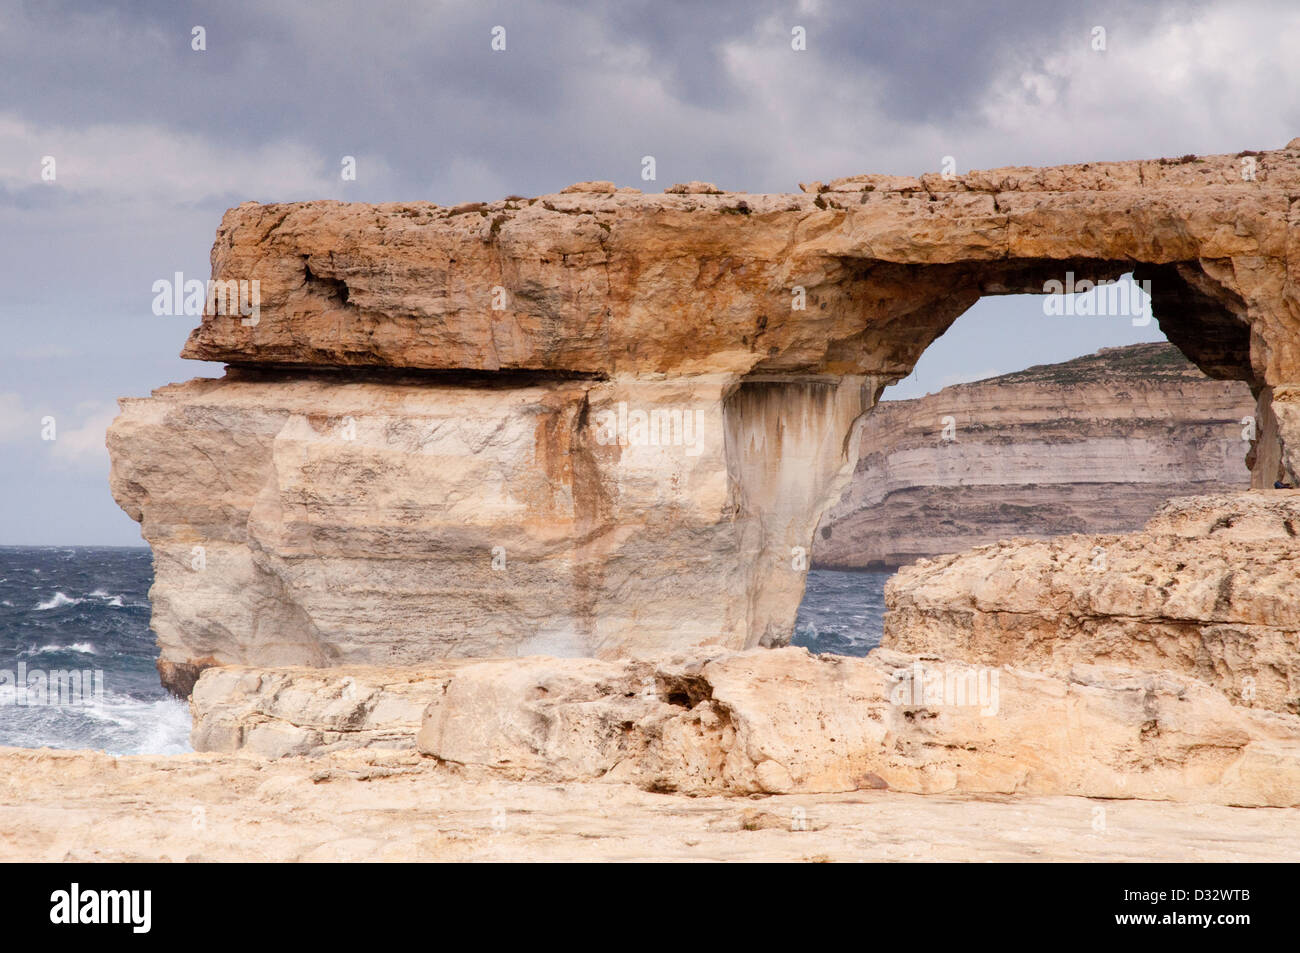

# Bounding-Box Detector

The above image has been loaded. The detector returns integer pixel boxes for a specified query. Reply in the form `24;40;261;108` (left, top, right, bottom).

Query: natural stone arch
724;258;1264;646
111;143;1300;688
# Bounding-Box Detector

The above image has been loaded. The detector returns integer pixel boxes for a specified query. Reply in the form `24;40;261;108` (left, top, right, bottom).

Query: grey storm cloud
1;0;1297;543
0;0;1238;198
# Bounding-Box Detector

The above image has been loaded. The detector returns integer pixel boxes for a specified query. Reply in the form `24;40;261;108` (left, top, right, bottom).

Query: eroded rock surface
183;147;1300;396
111;370;871;688
190;664;468;757
411;646;1300;805
883;492;1300;714
188;646;1300;807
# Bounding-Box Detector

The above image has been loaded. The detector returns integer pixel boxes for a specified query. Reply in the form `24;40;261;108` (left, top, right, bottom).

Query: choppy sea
0;547;191;755
793;569;889;657
0;547;889;755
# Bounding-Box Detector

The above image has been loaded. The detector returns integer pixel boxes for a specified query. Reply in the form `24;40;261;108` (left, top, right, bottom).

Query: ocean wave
87;589;144;609
26;641;99;656
1;548;179;755
33;591;83;610
0;690;192;756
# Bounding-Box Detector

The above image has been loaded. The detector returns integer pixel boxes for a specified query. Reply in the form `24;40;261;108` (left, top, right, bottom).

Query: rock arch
110;143;1300;691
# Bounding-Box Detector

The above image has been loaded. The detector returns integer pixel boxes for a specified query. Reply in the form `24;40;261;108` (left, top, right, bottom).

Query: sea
0;547;890;755
792;569;890;656
0;547;192;756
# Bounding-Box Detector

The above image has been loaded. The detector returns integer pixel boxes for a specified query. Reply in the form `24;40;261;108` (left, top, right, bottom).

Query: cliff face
815;344;1256;569
110;370;872;692
107;143;1300;693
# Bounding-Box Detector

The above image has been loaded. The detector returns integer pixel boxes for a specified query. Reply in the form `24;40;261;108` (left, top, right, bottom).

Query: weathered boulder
883;492;1300;713
189;665;466;757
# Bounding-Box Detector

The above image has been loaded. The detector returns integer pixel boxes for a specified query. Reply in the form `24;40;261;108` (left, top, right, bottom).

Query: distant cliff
813;343;1256;570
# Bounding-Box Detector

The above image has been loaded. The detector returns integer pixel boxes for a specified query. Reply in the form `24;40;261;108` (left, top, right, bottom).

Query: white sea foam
30;641;98;655
34;591;83;610
125;698;194;755
85;589;142;609
2;548;185;756
0;690;192;755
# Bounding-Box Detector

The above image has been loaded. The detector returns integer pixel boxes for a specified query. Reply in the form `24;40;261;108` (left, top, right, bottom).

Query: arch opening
791;273;1260;656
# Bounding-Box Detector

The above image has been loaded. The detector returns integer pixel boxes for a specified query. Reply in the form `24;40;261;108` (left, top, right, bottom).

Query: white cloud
0;392;30;443
49;402;119;468
0;113;390;203
0;393;116;469
973;4;1300;163
714;1;1300;188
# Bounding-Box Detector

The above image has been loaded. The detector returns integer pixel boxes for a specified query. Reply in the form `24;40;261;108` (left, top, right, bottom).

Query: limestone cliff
110;369;871;693
815;343;1256;569
108;141;1300;692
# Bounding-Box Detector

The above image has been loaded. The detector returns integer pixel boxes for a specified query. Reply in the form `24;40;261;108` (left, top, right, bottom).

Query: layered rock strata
883;492;1300;714
188;646;1300;807
109;142;1300;687
111;369;870;691
815;344;1255;569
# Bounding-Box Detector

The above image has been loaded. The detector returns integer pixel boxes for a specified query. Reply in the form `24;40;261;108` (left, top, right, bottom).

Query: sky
1;0;1298;545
